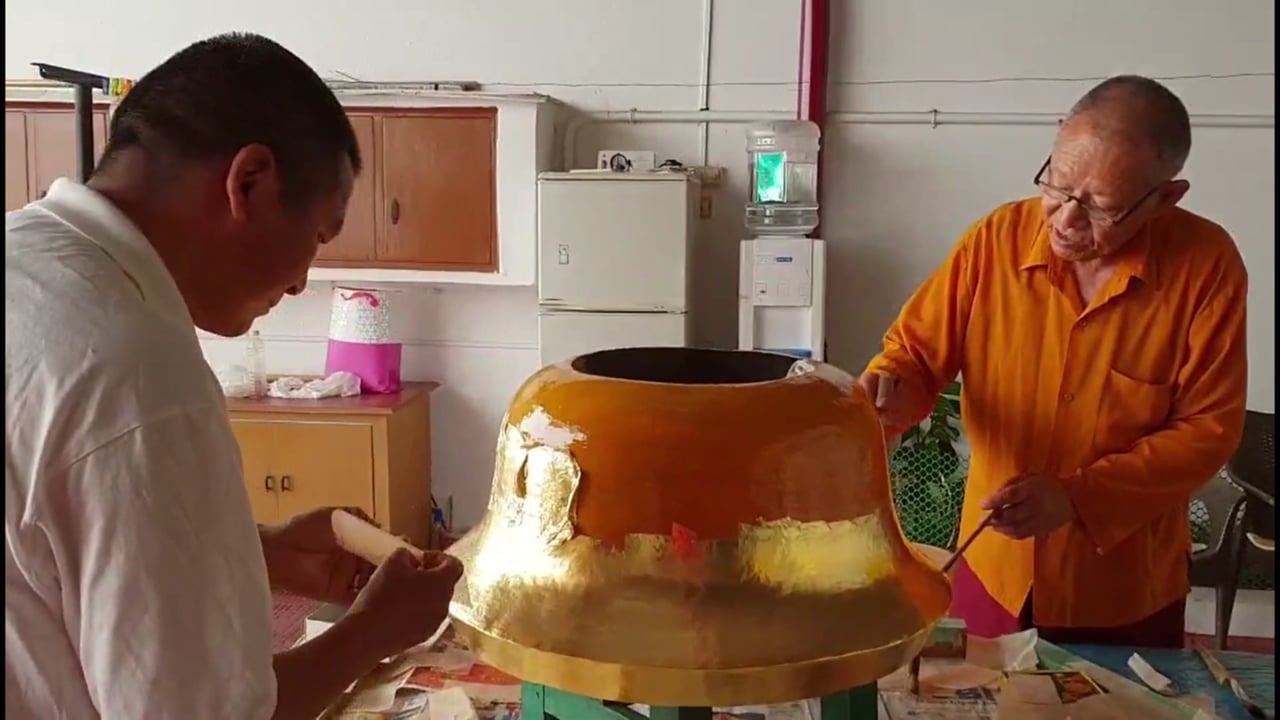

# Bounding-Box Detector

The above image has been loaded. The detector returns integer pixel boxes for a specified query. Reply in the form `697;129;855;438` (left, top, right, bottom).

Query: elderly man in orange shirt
861;75;1248;647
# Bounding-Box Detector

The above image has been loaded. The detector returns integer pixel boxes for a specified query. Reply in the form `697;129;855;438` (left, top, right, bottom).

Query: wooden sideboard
226;382;438;548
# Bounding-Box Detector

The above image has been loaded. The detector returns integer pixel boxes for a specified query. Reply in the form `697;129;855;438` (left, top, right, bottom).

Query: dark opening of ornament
572;347;796;385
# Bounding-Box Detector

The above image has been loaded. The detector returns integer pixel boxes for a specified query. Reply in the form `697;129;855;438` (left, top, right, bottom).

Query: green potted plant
889;380;967;549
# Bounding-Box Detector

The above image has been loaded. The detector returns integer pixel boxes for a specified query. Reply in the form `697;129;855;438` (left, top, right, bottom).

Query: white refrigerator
537;171;699;366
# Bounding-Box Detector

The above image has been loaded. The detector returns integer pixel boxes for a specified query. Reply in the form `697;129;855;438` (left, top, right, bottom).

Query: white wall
8;0;1273;529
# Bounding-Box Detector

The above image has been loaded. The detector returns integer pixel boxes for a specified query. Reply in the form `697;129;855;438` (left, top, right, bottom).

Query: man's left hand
260;507;377;605
981;474;1076;539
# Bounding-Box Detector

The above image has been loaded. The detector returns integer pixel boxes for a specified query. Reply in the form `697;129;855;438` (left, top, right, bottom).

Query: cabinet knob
264;475;275;491
390;198;400;225
281;475;293;492
37;189;47;200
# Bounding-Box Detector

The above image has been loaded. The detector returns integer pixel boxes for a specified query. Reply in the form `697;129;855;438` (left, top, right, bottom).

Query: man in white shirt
5;33;462;719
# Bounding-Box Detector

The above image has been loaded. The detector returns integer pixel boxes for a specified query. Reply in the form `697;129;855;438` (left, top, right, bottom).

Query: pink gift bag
323;287;402;394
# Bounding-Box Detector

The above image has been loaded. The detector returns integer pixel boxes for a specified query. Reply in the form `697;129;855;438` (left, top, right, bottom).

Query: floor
272;595;1275;659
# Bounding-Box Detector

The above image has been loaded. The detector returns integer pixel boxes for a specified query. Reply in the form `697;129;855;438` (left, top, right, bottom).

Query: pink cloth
950;557;1024;638
325;339;402;394
950;557;1187;648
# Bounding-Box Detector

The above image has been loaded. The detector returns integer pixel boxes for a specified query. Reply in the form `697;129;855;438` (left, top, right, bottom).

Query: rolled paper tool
331;509;425;566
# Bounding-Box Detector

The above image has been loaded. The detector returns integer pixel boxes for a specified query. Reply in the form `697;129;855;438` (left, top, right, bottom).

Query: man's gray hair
1064;75;1192;179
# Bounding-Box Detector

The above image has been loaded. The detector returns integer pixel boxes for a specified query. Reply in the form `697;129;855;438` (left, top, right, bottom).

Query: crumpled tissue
216;367;362;399
268;372;362;399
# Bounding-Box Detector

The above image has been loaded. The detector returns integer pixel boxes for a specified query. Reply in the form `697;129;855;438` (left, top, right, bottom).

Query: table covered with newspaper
315;618;1235;720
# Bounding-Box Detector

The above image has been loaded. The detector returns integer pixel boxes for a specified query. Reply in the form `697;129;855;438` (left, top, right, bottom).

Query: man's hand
270;548;463;720
981;474;1076;539
346;548;464;660
260;507;376;605
857;372;913;441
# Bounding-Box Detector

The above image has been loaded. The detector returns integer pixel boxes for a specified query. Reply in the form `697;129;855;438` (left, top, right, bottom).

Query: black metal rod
73;84;95;182
33;63;110;183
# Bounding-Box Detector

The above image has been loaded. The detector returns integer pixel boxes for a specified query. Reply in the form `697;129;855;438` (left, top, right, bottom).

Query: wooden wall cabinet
315;114;378;264
226;382;437;548
5;90;558;285
314;108;498;272
317;95;557;286
5;103;109;211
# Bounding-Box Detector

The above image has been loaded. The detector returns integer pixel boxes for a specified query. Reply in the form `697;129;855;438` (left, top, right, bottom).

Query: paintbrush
1195;645;1267;719
908;512;998;695
940;512;996;575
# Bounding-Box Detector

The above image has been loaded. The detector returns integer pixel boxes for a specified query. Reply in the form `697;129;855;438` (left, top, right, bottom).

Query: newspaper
331;692;430;720
878;634;1224;720
323;625;520;720
992;670;1107;719
628;701;814;720
880;687;1000;720
879;665;1108;719
712;702;815;720
328;688;480;720
1035;642;1221;720
876;629;1039;719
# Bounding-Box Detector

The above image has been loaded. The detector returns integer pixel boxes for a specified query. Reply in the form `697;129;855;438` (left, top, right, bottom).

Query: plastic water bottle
246;330;268;399
744;120;821;237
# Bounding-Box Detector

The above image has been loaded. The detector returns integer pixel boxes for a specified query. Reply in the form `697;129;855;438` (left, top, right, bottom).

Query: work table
1051;642;1274;720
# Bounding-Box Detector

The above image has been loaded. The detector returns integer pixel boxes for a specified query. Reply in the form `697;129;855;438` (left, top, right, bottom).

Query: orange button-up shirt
865;197;1248;628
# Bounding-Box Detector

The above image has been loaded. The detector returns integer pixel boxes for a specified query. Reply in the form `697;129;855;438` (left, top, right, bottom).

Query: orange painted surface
507;361;893;544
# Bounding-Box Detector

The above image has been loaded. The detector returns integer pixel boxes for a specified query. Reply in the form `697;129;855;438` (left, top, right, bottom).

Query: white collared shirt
5;180;276;719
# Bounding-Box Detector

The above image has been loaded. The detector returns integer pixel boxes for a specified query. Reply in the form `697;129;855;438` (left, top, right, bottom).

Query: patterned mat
271;591;320;652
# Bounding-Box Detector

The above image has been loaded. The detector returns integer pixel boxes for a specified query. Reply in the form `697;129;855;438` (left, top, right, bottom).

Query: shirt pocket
1092;368;1175;457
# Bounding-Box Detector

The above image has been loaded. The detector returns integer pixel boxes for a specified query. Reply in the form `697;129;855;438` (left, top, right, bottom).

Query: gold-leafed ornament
448;348;951;706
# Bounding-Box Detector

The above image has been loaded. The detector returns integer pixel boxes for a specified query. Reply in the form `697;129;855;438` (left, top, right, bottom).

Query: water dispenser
745;120;821;237
739;120;827;361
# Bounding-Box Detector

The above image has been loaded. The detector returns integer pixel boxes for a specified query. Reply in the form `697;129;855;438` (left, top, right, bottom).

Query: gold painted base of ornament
451;612;936;707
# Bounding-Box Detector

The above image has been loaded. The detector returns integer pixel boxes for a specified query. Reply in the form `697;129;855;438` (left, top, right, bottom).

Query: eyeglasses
1033;156;1162;228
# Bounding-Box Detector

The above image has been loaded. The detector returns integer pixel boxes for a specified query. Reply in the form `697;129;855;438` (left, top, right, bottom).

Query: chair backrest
1229;410;1275;498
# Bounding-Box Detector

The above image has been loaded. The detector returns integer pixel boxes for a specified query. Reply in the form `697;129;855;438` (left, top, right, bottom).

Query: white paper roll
330;510;423;566
328;286;392;344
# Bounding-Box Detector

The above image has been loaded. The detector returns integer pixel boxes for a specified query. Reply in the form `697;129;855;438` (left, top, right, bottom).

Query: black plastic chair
1228;411;1276;550
1189;410;1275;650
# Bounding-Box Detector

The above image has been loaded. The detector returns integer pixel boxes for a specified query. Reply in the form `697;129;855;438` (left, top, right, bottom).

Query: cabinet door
315;114;377;264
27;109;109;199
379;110;497;270
230;420;281;525
272;422;375;522
5;111;29;211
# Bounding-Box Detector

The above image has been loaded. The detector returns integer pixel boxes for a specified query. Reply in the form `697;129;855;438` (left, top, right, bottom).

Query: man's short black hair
1066;75;1192;179
97;32;361;205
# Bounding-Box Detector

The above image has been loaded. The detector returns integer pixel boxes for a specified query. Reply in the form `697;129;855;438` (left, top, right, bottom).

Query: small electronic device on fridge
536;171;700;365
